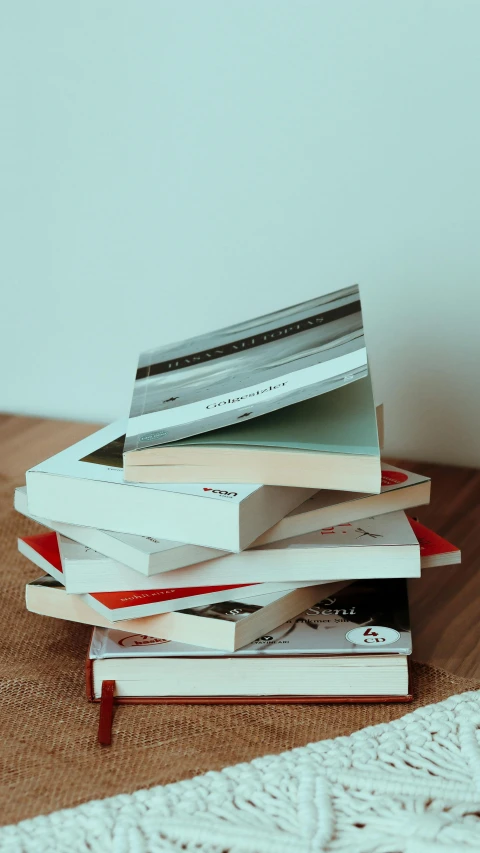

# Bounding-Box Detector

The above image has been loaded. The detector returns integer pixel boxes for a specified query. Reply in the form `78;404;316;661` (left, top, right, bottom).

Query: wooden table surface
2;413;479;679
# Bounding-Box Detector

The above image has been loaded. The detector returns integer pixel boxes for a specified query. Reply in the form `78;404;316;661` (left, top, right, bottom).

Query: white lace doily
1;690;479;852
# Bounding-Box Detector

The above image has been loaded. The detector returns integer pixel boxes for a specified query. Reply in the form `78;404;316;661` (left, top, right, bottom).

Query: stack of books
17;286;460;727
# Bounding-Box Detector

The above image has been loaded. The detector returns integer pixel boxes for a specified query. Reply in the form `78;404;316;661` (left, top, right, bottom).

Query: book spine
87;694;413;705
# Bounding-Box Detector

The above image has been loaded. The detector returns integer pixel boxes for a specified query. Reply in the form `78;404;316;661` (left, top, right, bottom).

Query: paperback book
255;463;431;545
15;486;226;574
25;422;314;552
60;513;460;594
86;579;412;701
25;575;347;651
125;285;367;452
52;510;424;592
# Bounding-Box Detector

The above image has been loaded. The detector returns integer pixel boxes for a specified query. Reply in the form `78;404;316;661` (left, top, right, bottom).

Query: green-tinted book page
169;375;379;456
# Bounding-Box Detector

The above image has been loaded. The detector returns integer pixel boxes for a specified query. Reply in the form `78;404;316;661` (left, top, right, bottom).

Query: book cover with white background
57;510;422;590
25;422;314;551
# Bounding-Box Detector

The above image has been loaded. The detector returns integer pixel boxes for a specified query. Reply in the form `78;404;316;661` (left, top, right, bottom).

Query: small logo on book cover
203;488;238;498
346;626;400;646
118;634;169;648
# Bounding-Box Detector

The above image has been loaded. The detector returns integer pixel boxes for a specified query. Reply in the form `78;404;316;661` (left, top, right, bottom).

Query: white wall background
2;1;480;466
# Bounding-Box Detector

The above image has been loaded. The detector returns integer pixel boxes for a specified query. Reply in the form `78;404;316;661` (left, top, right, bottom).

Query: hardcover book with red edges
85;579;413;705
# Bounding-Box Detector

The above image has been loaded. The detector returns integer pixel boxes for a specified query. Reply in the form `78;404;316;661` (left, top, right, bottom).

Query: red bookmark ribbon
98;680;116;746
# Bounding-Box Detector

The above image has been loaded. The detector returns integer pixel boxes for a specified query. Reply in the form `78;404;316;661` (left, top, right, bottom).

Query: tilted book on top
124;285;367;453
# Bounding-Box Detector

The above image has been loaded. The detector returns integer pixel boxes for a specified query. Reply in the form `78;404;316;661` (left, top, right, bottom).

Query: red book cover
21;532;63;573
88;583;255;612
408;517;460;558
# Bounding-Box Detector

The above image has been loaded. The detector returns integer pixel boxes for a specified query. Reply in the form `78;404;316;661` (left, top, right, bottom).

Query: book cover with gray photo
124;285;367;452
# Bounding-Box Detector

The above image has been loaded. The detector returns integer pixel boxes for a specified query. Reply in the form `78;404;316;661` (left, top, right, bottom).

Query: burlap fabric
1;472;479;828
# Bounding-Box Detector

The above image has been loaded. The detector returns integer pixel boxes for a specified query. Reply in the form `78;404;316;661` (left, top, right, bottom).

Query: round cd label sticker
346;626;401;646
